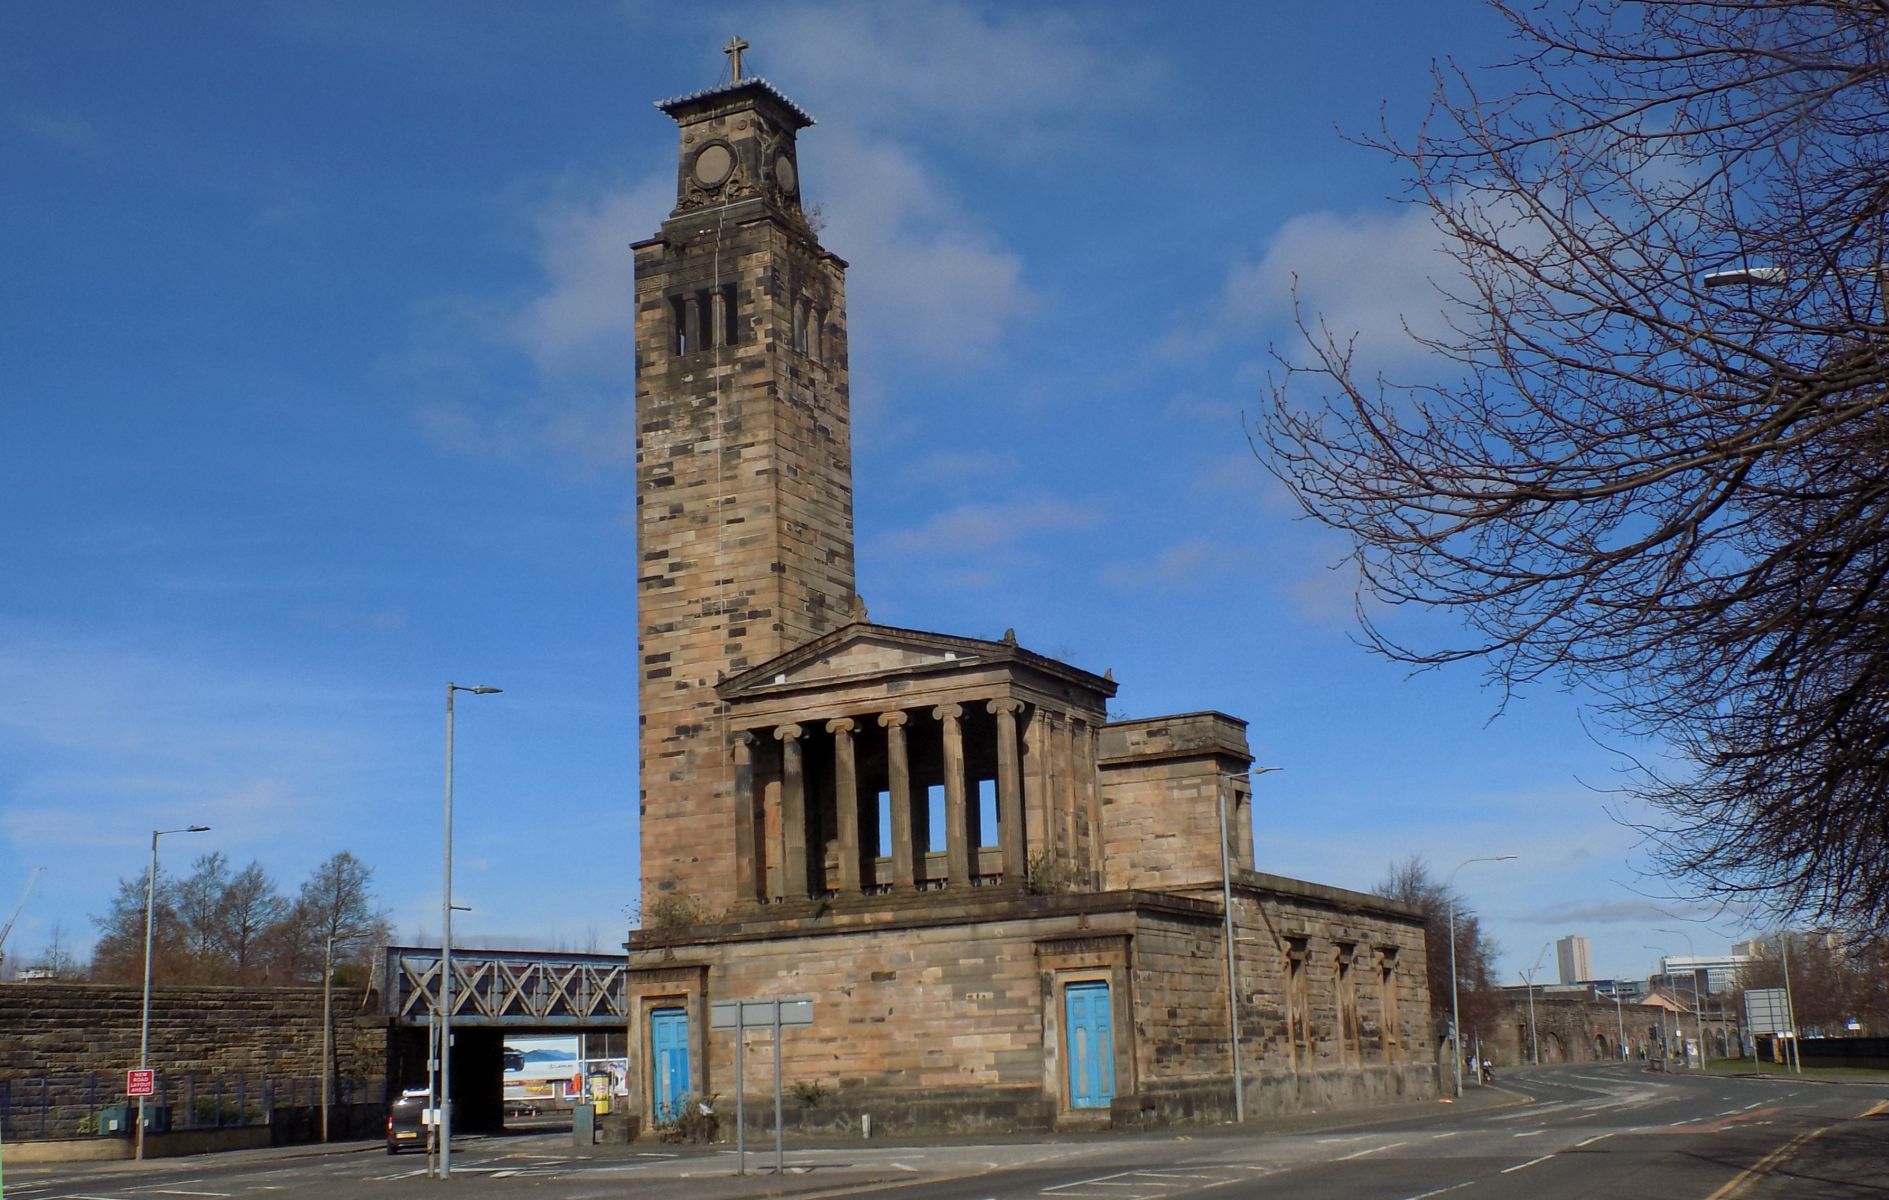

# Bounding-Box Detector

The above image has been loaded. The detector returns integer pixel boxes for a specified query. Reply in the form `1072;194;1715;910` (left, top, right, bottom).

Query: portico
718;622;1110;905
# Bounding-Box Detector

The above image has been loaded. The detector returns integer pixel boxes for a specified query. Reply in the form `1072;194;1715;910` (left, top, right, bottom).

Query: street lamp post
1657;928;1710;1070
1612;982;1626;1061
1447;855;1517;1097
1520;942;1550;1065
1645;945;1682;1064
441;682;500;1179
137;823;210;1161
1778;930;1804;1074
1215;767;1279;1123
322;936;333;1143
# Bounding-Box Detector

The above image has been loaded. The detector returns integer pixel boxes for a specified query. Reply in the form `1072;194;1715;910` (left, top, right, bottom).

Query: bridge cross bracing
383;945;628;1027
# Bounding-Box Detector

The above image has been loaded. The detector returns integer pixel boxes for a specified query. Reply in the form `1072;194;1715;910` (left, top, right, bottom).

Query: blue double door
1064;981;1116;1109
650;1007;690;1122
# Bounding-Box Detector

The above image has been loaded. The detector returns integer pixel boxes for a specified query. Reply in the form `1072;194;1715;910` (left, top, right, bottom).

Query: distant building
1660;952;1753;994
1556;935;1593;985
1593;978;1646;1001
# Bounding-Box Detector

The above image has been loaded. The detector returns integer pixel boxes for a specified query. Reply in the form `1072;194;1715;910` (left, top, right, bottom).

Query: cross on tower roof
724;34;749;82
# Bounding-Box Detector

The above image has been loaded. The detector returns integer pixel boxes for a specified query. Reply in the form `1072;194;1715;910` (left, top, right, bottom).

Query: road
4;1064;1883;1200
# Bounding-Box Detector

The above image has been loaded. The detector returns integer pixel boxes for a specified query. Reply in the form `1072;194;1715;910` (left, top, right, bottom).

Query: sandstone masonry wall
0;983;386;1138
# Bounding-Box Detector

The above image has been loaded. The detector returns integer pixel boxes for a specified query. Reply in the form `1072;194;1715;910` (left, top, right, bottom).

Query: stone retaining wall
0;982;387;1142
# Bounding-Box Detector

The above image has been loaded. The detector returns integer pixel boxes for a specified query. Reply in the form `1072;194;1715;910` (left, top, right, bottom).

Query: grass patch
1700;1057;1889;1081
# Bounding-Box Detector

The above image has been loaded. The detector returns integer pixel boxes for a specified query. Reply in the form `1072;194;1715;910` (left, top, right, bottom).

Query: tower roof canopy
656;77;815;131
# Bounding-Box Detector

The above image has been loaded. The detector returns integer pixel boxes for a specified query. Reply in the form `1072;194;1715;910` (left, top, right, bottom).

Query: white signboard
1744;987;1792;1035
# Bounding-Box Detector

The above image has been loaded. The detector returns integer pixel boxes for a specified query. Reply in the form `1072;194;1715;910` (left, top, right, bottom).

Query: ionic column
775;724;807;899
827;718;860;893
878;712;914;888
732;732;759;901
934;703;970;884
988;699;1026;884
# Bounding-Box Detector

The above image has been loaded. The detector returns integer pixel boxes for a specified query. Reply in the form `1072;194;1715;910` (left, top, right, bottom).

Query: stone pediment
717;621;1115;702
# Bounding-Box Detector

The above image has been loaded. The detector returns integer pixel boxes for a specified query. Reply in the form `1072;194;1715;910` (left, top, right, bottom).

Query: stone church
624;64;1435;1133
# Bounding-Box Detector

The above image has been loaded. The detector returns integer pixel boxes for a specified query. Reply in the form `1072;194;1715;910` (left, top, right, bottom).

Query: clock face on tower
773;153;798;196
692;143;735;189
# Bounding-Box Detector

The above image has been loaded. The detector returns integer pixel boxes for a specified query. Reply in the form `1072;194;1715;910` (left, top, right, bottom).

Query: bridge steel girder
384;945;629;1028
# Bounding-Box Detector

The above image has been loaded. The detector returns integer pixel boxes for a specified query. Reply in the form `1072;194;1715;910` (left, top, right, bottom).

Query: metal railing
0;1071;380;1142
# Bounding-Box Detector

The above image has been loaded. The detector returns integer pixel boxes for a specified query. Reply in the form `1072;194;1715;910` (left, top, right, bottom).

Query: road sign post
1743;988;1793;1070
711;997;812;1177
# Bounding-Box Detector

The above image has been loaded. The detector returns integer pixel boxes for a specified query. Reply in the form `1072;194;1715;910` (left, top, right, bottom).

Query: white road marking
1513;1130;1546;1138
1501;1154;1555;1174
1576;1133;1612;1147
1403;1183;1474;1199
1127;1172;1219;1180
1430;1131;1460;1140
1337;1140;1407;1161
1744;1102;1763;1110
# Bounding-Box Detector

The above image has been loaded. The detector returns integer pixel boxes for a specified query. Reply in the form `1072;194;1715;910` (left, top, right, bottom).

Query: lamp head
186;825;211;833
1703;265;1789;288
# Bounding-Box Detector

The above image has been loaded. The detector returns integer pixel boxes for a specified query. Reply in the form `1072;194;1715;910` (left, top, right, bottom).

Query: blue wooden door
1064;981;1115;1109
649;1007;690;1121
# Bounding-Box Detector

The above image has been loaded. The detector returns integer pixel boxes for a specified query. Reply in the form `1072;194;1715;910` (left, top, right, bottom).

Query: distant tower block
633;73;855;911
1557;934;1593;985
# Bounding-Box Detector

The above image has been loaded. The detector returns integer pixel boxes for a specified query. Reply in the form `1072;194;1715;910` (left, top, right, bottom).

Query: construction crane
0;866;44;959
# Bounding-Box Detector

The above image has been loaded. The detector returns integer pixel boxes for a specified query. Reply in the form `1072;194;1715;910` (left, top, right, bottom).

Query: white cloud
814;128;1035;365
0;623;388;840
1187;206;1462;368
749;1;1149;150
412;174;666;472
899;450;1017;489
15;109;102;155
1102;538;1251;594
511;177;671;378
415;386;639;474
877;497;1100;558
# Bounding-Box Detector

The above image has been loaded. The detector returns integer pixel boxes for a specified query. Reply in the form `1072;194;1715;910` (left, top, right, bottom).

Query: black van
386;1088;430;1154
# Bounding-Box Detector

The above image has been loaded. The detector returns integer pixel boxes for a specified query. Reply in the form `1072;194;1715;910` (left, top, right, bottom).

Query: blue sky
2;2;1738;987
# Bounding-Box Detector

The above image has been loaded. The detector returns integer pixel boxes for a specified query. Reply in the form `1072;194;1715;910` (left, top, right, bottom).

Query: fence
0;1071;381;1143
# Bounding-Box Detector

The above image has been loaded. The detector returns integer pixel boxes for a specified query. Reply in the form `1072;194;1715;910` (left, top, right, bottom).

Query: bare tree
273;851;391;985
1376;856;1505;1043
1262;2;1889;932
173;851;232;977
1736;930;1889;1035
221;860;288;981
90;870;181;984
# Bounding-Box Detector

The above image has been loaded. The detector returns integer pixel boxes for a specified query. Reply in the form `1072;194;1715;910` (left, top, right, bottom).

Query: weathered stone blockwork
627;874;1433;1132
1099;713;1254;890
0;983;386;1137
635;79;855;917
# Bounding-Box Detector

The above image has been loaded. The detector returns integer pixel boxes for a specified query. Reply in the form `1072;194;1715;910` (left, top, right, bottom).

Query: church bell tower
633;57;855;913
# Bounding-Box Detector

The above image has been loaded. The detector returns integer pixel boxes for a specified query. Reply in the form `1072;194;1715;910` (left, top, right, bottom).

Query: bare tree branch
1262;1;1889;932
